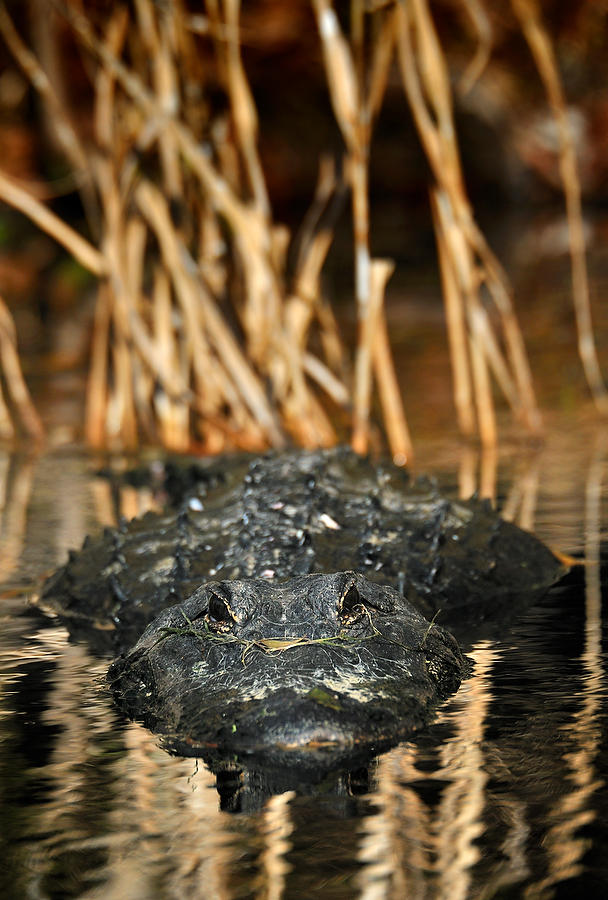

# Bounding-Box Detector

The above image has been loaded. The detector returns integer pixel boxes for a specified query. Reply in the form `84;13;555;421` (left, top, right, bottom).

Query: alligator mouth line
156;609;432;666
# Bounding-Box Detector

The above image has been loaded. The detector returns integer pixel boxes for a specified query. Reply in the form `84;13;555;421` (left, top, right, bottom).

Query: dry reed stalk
397;0;542;444
0;381;14;440
94;156;139;448
431;190;475;436
468;314;497;446
223;0;271;222
372;281;414;467
479;443;497;501
352;257;395;455
285;159;346;395
124;217;154;441
367;6;398;120
0;0;352;451
511;0;608;416
0;3;89;180
294;156;338;274
198;204;228;297
202;2;281;366
315;298;345;379
61;1;346;436
135;180;285;445
457;0;493;95
458;444;478;499
135;0;183;200
469;226;542;432
0;171;105;276
468;305;519;411
312;1;372;441
289;157;348;385
142;206;228;421
0;297;44;441
312;0;412;459
432;186;497;443
85;284;111;447
152;267;190;452
108;335;137;448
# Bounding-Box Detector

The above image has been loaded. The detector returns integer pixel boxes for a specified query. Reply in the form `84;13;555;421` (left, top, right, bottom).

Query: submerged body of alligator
41;448;564;762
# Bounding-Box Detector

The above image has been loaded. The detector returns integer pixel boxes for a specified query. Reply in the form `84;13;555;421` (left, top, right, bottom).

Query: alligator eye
339;582;366;624
206;591;235;630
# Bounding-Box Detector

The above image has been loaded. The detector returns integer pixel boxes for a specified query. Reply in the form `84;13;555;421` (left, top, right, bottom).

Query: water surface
0;425;606;898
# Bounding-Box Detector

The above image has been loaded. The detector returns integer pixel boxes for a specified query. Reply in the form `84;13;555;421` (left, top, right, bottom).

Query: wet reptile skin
40;448;564;762
41;447;564;654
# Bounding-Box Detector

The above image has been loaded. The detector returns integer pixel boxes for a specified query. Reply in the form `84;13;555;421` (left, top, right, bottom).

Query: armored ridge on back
41;447;564;651
40;448;566;763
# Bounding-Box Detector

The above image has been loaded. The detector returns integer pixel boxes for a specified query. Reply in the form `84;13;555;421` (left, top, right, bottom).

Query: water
0;423;607;899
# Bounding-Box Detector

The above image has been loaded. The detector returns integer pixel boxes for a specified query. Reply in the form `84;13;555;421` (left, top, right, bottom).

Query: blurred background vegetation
0;0;607;459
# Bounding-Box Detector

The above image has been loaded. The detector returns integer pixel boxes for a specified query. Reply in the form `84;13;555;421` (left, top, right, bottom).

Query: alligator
40;447;565;764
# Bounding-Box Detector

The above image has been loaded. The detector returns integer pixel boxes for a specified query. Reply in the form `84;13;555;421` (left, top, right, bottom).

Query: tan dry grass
397;0;542;445
0;0;598;453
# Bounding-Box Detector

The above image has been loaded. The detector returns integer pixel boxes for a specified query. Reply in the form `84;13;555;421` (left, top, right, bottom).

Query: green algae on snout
306;687;343;711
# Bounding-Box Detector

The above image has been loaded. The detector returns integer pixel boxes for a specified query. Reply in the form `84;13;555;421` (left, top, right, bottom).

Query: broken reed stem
511;0;608;415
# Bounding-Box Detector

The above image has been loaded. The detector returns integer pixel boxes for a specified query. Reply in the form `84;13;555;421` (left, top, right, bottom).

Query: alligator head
108;571;465;764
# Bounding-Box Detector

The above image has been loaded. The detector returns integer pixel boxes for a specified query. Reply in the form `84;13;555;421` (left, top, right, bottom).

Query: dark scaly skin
41;448;565;654
39;448;564;762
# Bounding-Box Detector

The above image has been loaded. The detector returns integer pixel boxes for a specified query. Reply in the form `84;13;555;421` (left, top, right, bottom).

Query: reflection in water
501;452;541;533
457;443;497;502
458;441;542;534
0;428;607;898
0;451;36;581
524;429;606;898
357;643;503;900
257;792;295;900
434;644;500;899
